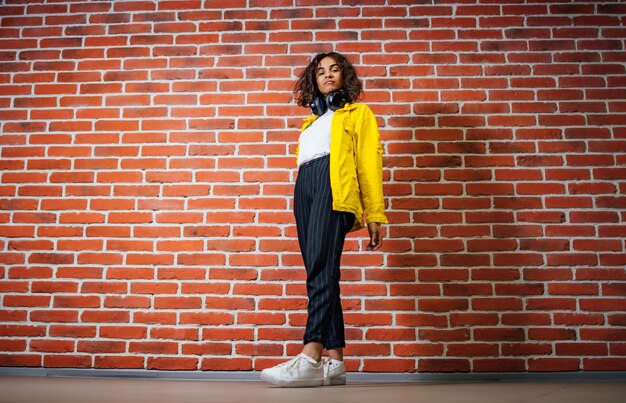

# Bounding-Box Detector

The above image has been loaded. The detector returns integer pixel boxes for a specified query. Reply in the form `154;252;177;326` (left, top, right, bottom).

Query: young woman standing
261;52;388;387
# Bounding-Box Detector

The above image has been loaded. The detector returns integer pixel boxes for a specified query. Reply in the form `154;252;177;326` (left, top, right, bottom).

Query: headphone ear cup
311;96;326;116
326;90;348;111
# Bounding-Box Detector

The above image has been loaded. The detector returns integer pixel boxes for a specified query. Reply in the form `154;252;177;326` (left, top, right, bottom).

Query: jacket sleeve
355;106;388;225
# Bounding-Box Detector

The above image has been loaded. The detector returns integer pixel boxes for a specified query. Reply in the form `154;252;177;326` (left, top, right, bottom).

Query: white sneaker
322;358;346;386
260;353;323;387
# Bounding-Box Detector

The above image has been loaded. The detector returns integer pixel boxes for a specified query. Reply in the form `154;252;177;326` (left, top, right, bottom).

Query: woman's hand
366;222;383;251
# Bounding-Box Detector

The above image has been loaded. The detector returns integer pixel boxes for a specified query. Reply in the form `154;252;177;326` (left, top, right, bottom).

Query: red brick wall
1;1;625;373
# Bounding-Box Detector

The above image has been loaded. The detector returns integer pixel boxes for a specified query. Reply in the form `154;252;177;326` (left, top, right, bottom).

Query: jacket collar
301;102;358;126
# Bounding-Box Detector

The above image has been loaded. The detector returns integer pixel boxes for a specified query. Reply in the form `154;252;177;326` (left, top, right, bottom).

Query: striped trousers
294;154;355;350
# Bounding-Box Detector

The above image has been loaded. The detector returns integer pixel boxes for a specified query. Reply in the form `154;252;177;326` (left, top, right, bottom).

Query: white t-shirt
297;109;334;168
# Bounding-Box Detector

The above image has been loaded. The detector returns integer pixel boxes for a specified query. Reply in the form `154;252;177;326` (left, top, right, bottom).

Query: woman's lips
324;81;335;85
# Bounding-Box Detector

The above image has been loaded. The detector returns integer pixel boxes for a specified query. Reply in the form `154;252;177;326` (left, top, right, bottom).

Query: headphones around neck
311;90;348;116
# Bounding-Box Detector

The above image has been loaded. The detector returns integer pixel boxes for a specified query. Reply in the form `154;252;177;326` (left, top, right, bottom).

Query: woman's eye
318;69;339;76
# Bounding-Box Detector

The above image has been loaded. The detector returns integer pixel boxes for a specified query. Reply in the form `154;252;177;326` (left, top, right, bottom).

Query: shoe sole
323;376;346;386
260;371;323;388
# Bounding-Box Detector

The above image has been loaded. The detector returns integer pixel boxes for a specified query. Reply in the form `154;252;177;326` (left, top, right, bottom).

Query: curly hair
293;52;363;108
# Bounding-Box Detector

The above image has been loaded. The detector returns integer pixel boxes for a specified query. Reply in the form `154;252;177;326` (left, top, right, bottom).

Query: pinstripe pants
294;154;355;349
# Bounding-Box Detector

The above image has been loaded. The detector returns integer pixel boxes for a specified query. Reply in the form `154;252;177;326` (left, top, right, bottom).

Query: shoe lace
276;355;305;374
323;358;329;377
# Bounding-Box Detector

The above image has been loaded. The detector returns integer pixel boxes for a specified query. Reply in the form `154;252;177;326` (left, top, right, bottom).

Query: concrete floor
0;376;625;403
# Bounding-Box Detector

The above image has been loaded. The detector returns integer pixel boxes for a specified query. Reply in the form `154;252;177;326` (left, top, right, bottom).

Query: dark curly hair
293;52;363;108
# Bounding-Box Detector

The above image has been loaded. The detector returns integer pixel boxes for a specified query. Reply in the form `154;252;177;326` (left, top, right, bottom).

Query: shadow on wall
330;96;624;373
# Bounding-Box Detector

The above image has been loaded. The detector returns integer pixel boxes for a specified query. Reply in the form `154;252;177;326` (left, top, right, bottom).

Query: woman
260;52;388;387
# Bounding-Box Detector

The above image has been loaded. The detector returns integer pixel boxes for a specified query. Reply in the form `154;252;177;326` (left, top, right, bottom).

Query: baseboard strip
1;367;626;383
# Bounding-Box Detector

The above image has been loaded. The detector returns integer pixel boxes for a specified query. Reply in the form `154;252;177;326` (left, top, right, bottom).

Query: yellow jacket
295;103;388;233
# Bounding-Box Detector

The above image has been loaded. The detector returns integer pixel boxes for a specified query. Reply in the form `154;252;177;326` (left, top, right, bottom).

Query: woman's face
315;56;344;96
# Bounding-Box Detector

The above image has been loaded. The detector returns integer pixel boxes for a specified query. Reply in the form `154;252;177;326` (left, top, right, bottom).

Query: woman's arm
355;106;388;225
355;106;388;250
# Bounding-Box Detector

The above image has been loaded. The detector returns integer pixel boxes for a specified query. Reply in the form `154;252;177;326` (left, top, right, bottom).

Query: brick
201;357;252;371
81;310;130;323
44;355;92;368
500;343;551;357
475;359;527;372
418;358;470;373
362;358;415;372
582;358;626;371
